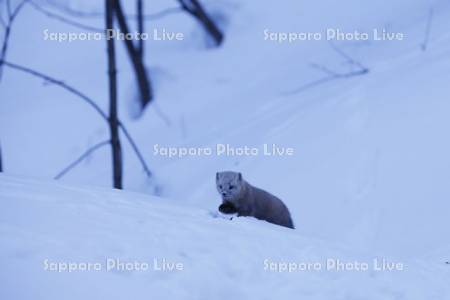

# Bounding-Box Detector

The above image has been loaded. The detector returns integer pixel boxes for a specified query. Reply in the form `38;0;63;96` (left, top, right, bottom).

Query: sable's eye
229;185;234;190
219;185;223;189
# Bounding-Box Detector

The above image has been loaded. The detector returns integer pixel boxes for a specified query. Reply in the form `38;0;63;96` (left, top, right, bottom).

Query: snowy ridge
0;174;449;300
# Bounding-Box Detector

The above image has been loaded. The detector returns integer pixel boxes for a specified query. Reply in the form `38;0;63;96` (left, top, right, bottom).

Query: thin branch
421;7;434;51
0;15;6;28
118;121;152;178
178;0;223;46
6;0;12;19
106;0;123;189
0;0;28;170
0;141;3;172
28;1;103;32
10;0;29;21
54;140;110;179
1;60;108;120
137;0;144;58
284;69;368;95
44;0;103;18
0;24;11;80
44;0;182;21
113;0;152;111
329;41;368;72
285;44;369;95
142;7;182;21
283;76;336;96
1;60;153;179
153;102;172;127
0;0;28;80
309;63;340;77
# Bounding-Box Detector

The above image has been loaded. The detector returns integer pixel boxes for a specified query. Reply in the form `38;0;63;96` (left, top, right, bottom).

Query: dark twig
178;0;223;46
0;141;3;172
9;0;29;19
44;0;103;18
142;7;182;21
118;121;152;178
1;60;153;179
0;0;28;80
421;7;434;51
54;140;110;179
6;0;12;18
285;69;368;95
1;60;108;120
0;0;29;171
0;26;10;80
329;41;368;72
44;0;182;21
309;63;340;77
28;1;103;32
137;0;144;59
285;44;369;95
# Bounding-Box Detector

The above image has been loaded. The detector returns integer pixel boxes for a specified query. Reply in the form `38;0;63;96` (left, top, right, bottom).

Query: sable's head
216;171;244;202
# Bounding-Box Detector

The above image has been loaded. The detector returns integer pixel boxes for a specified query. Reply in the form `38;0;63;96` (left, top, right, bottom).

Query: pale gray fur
216;171;294;229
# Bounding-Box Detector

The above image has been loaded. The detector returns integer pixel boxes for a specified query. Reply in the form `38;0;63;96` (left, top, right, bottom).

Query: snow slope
2;0;450;298
1;174;449;300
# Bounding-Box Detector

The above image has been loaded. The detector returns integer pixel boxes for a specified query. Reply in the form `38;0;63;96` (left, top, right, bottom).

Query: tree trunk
106;0;123;189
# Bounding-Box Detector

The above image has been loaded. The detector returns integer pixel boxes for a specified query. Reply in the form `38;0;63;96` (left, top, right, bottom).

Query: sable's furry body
216;172;294;229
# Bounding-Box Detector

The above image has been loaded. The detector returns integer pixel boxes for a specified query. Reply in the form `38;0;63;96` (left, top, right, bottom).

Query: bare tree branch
44;0;103;18
178;0;223;46
44;0;182;21
6;0;12;18
0;0;151;183
0;0;28;80
54;140;110;180
421;7;434;51
0;25;11;80
113;0;152;111
329;41;368;72
118;121;152;178
284;69;368;95
309;63;340;77
0;60;153;179
0;15;6;28
285;44;369;95
10;0;28;20
142;7;182;21
137;0;144;59
0;0;29;172
28;1;103;32
0;141;3;172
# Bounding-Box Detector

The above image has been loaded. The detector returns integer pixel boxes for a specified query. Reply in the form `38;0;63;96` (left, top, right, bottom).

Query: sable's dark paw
219;202;237;214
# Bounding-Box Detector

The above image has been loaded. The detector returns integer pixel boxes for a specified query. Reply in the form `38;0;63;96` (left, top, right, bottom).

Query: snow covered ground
1;0;450;298
1;174;449;300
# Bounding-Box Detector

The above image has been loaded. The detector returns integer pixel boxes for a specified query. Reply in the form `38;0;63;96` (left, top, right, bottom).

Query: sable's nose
222;192;227;196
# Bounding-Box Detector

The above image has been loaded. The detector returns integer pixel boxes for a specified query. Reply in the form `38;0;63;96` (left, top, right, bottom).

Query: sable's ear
216;172;219;181
238;173;242;181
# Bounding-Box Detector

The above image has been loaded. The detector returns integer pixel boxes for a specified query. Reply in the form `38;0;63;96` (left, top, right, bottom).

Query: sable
216;171;294;229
